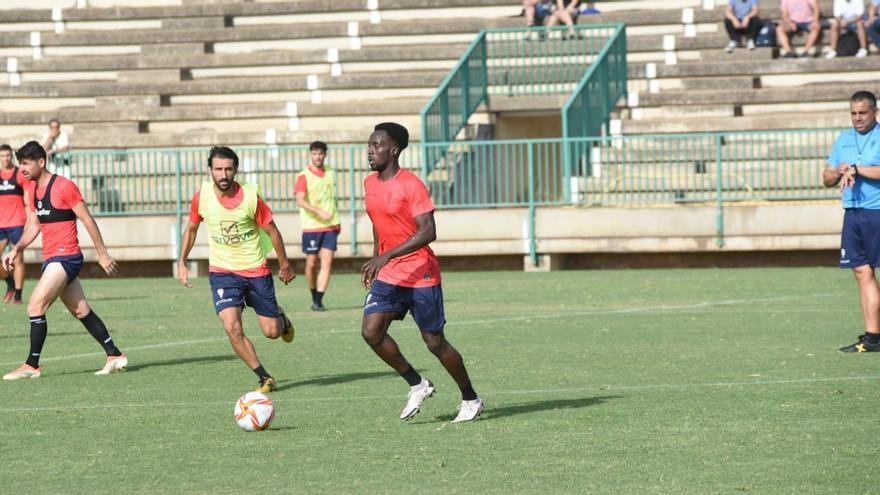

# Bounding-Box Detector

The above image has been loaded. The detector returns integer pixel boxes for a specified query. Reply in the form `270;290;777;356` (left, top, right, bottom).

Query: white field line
0;337;229;368
0;294;826;368
448;294;826;327
0;374;876;413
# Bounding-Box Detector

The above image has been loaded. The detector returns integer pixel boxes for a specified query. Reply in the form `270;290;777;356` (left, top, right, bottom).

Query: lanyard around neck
855;124;877;166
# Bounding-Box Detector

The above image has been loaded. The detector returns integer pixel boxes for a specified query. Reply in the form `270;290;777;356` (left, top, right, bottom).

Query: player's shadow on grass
427;395;621;423
267;426;297;432
276;371;394;392
88;296;138;302
125;354;238;372
0;330;83;341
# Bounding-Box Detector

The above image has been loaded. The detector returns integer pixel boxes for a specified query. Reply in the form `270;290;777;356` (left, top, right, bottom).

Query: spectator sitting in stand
545;0;582;39
776;0;822;58
725;0;761;52
868;0;880;51
826;0;868;58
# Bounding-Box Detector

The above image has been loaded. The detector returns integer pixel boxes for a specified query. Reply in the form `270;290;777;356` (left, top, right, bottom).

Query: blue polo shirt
828;125;880;209
729;0;757;20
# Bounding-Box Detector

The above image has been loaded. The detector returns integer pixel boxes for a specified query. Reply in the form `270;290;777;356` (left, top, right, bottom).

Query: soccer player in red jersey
2;141;126;380
361;123;483;422
0;144;28;304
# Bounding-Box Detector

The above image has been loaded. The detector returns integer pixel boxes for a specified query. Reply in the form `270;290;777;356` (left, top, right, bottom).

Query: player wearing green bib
178;146;295;393
295;141;340;311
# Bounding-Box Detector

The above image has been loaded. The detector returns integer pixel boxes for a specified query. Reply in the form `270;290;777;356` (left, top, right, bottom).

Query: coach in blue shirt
824;90;880;353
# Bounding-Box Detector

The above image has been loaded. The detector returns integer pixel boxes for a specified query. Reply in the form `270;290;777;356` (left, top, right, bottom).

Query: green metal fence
62;129;841;214
59;128;842;260
419;23;626;176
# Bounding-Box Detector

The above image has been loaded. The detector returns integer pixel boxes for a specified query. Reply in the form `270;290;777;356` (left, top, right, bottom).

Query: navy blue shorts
535;3;552;20
789;22;814;34
363;280;446;332
42;253;84;283
840;209;880;268
208;272;282;318
0;226;23;244
302;230;338;254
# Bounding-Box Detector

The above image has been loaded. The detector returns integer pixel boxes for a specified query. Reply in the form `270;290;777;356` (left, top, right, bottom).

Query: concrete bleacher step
57;125;424;149
168;86;437;106
0;98;428;126
638;80;875;108
0;0;706;24
0;17;523;48
0;0;514;23
633;56;880;80
4;43;471;73
621;110;849;134
0;69;449;98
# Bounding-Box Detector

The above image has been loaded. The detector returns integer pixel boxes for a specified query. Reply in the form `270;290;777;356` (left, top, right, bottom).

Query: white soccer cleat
3;363;41;381
452;397;484;423
400;379;434;420
95;354;128;375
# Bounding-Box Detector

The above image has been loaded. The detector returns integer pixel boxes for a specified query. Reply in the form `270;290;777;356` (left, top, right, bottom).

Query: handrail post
174;150;183;261
562;109;572;204
715;133;725;248
349;144;358;256
480;33;488;103
527;143;538;267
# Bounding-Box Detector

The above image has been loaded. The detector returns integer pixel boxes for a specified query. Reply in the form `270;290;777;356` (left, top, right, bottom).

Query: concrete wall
494;114;562;141
24;202;843;274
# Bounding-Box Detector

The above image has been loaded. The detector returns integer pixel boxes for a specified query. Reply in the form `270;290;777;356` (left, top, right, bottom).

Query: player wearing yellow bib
295;141;340;311
177;147;295;393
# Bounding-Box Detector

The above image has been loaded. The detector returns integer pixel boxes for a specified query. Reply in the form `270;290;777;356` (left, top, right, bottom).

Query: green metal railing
60;129;841;210
419;23;626;176
59;128;842;261
562;23;627;185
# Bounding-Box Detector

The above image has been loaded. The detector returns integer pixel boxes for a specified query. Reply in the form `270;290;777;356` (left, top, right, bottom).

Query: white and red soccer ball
234;392;274;431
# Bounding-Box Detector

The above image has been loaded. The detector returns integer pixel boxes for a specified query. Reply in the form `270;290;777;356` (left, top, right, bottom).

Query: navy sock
253;365;271;380
401;366;422;387
14;289;22;301
4;275;12;291
460;383;478;401
310;288;318;303
315;291;324;305
866;332;880;344
25;315;47;368
80;311;122;356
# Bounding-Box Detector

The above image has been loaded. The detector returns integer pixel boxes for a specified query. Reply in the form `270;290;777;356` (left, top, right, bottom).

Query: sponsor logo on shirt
0;180;15;192
35;200;51;217
212;220;257;245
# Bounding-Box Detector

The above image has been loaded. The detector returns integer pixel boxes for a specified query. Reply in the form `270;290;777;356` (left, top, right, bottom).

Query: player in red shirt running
361;123;483;422
2;141;126;381
0;144;28;304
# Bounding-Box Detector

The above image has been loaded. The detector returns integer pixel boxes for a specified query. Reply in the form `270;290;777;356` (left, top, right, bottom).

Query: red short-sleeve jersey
364;169;440;288
25;174;83;260
0;167;27;228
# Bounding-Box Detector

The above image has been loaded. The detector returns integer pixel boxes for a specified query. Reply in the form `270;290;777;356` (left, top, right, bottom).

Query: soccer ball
234;392;275;431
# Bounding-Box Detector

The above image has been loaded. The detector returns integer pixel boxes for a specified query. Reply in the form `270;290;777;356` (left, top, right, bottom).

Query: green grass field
0;267;876;494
